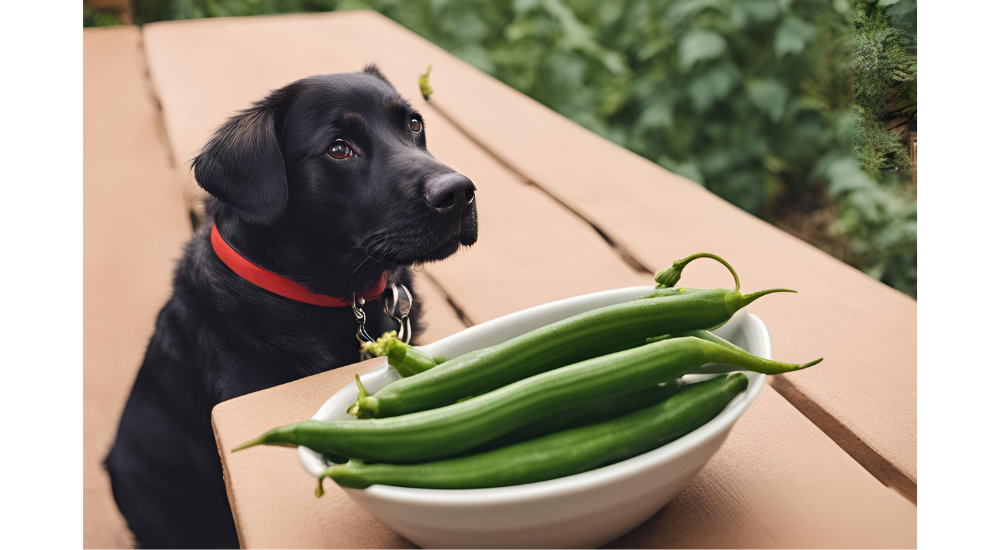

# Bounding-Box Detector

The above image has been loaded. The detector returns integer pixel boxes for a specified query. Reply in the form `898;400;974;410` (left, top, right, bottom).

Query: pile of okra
234;253;822;495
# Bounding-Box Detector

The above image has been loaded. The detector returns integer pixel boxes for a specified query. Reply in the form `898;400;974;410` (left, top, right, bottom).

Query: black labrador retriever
106;65;478;549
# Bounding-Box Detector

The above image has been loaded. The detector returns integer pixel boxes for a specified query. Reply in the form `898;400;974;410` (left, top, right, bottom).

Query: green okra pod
353;286;794;418
647;329;746;353
648;330;775;374
315;373;749;492
234;337;819;463
474;378;686;452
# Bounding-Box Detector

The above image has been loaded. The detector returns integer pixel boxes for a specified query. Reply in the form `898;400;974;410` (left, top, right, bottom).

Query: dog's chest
214;300;402;388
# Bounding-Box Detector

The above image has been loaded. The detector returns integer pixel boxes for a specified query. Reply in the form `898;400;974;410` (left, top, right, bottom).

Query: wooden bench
213;360;916;548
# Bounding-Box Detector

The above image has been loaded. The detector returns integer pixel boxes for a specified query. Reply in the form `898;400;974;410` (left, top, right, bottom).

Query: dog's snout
424;173;476;213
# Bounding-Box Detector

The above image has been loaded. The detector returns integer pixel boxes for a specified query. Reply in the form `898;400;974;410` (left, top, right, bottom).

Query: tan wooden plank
213;360;915;549
213;359;407;549
404;107;650;320
365;15;919;500
410;271;469;345
611;384;916;549
141;12;648;326
83;26;192;549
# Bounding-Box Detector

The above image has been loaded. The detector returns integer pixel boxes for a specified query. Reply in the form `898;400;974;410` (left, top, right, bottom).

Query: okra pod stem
655;252;741;290
360;331;440;377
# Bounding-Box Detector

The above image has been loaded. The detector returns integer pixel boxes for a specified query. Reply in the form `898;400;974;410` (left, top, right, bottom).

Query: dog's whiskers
375;239;393;263
347;233;391;288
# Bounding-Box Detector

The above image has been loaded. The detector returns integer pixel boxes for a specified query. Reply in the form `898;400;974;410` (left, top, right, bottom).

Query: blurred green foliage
84;6;123;27
94;0;917;296
840;0;916;296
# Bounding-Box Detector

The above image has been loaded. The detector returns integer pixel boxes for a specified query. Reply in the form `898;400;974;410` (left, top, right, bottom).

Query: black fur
105;67;478;548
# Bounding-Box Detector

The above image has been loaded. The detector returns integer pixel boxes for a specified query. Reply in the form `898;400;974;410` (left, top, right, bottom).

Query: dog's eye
329;139;355;159
409;118;422;133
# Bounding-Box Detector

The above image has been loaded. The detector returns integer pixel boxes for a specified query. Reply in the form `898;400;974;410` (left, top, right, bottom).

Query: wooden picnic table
84;10;916;548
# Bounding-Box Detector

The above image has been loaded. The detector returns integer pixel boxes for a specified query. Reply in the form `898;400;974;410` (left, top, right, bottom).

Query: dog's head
193;65;478;295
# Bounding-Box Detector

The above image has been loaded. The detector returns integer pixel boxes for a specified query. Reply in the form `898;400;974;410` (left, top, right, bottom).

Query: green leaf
746;79;788;121
679;30;727;71
826;158;876;196
774;16;816;57
736;0;781;25
832;0;851;14
667;0;726;23
514;0;542;14
688;63;739;112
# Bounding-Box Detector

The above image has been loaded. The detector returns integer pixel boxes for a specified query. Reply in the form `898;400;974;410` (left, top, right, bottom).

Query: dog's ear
193;89;293;225
363;63;390;85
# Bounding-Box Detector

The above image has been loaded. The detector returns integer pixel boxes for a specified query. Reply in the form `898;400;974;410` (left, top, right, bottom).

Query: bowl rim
300;288;768;506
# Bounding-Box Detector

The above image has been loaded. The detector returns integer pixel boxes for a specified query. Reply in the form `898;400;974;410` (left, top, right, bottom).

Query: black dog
106;66;478;548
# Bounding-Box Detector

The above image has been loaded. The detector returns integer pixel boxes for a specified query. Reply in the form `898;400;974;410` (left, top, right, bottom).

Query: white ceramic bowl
300;286;768;548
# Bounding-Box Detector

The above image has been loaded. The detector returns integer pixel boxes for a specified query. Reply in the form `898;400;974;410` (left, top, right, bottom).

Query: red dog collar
210;223;386;307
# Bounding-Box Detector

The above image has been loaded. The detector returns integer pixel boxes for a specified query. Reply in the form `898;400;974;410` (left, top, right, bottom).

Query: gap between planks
136;28;203;232
413;268;475;329
771;375;917;504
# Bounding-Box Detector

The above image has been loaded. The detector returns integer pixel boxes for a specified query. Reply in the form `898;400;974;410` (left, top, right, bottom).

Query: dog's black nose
424;173;476;213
